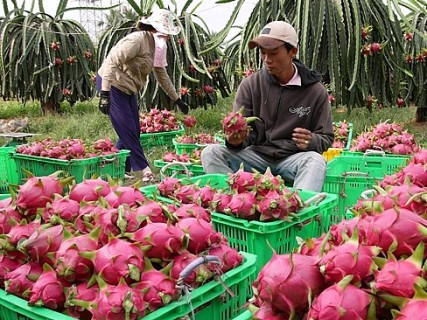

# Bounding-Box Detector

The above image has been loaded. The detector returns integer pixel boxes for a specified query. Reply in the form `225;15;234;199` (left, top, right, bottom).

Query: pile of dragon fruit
156;167;304;222
350;121;418;155
175;133;222;145
331;121;352;149
162;150;202;164
139;108;181;133
247;148;427;319
0;174;243;319
15;138;119;160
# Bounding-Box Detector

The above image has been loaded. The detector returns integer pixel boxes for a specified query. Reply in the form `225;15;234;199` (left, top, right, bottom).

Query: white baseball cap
139;9;181;35
249;21;298;49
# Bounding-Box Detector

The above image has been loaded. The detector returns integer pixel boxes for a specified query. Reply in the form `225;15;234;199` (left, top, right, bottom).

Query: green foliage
0;10;97;111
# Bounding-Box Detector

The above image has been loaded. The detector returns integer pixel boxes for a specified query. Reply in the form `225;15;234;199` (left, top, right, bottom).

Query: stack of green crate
321;153;410;231
0;147;18;195
140;126;185;149
11;150;130;184
0;252;256;320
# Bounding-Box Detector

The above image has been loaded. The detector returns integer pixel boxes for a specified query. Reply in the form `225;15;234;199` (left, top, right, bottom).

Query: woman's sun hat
139;9;181;35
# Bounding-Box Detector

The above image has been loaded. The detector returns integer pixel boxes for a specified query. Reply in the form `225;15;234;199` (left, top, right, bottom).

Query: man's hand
98;91;110;115
225;131;248;146
175;98;189;114
292;127;312;150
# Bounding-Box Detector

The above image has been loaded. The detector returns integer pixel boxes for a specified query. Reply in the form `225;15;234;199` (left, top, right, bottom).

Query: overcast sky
0;0;257;33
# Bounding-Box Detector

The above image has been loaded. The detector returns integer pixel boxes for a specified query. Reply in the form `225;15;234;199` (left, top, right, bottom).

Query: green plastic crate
322;154;409;230
0;147;19;194
153;159;205;180
173;136;225;155
0;290;75;320
0;252;255;320
11;150;130;184
140;126;185;149
143;252;256;320
233;310;253;320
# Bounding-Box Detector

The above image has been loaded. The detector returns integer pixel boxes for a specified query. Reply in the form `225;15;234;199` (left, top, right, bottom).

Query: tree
0;0;115;113
222;0;410;113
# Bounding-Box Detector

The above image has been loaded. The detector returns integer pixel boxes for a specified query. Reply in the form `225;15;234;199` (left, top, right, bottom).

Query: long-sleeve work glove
98;91;110;115
175;98;189;114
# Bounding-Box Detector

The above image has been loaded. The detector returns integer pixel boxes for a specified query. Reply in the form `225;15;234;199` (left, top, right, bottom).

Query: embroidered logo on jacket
289;106;311;117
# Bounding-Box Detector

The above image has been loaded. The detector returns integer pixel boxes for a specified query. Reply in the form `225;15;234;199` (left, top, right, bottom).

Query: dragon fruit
252;302;290;319
42;195;80;223
104;186;146;208
131;200;167;224
0;255;24;281
254;167;284;196
374;242;427;298
18;224;64;265
69;277;145;320
173;203;211;222
28;264;69;310
207;243;243;273
81;238;144;285
92;207;120;245
252;253;325;316
55;227;100;282
157;177;182;197
125;222;187;261
69;178;111;202
173;184;200;204
319;230;381;285
192;185;216;207
227;164;257;192
210;192;233;214
257;189;302;222
223;191;259;220
298;235;332;258
170;251;213;287
389;284;427;319
16;174;66;215
4;262;43;298
222;106;259;141
0;207;22;234
329;215;373;245
306;275;375;320
176;217;223;254
132;259;178;311
64;281;100;319
365;207;427;257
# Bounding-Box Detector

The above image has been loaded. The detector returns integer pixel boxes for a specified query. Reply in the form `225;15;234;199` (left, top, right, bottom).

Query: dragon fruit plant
0;174;244;318
350;121;419;154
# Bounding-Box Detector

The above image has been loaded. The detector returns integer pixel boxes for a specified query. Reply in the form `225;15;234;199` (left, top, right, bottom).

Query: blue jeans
201;145;327;192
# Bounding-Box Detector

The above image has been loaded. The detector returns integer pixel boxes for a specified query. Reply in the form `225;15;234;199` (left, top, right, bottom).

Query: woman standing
96;9;189;181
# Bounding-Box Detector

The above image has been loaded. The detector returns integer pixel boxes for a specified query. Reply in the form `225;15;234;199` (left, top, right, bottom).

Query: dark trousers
96;76;149;172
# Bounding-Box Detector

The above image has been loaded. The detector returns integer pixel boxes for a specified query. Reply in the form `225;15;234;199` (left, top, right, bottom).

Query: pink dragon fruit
390;284;427;319
223;191;259;220
306;275;375;320
222;106;259;141
298;235;332;258
176;217;223;254
0;255;24;281
132;259;178;311
0;207;22;234
227;164;257;193
254;167;284;196
210;192;233;214
170;251;213;288
104;186;146;208
18;224;64;265
69;178;111;202
192;185;216;207
253;302;290;319
64;281;100;319
365;207;427;257
257;189;302;222
400;162;427;187
173;203;211;222
16;175;66;215
207;243;243;273
374;242;427;298
329;215;373;246
125;222;187;260
157;177;182;197
42;195;80;223
252;253;325;316
319;230;381;285
412;148;427;165
173;184;200;204
68;277;145;320
28;264;69;310
132;200;167;224
92;207;120;245
81;238;144;285
4;262;43;298
55;227;100;282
